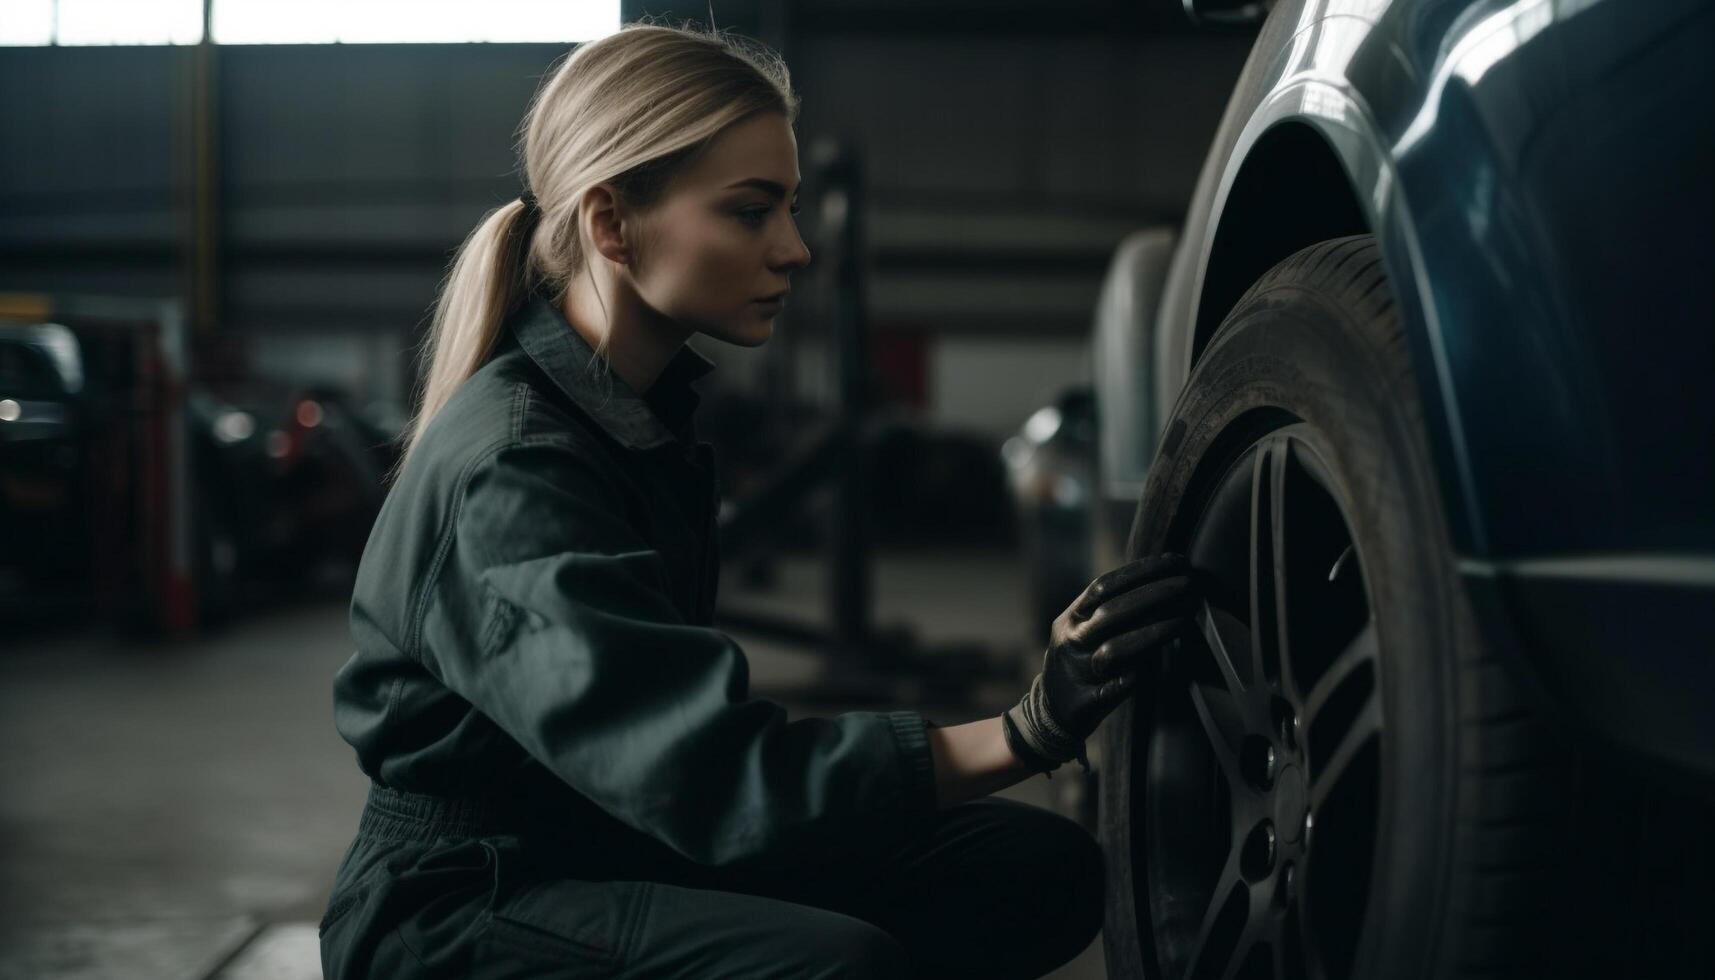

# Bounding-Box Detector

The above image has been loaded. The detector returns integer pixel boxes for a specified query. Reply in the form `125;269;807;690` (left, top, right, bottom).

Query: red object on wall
872;326;929;410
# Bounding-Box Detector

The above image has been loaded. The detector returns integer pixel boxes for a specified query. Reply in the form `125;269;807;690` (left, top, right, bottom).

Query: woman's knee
1060;819;1106;949
1033;810;1103;933
981;800;1106;959
810;916;910;980
983;799;1104;897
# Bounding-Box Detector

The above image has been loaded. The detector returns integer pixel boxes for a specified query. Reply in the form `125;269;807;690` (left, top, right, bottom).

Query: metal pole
190;0;220;337
824;147;872;658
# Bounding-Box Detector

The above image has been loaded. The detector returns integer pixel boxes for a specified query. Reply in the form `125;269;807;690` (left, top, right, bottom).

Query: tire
1097;236;1568;979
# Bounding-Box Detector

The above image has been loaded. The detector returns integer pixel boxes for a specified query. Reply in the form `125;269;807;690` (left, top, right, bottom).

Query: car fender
1149;0;1715;778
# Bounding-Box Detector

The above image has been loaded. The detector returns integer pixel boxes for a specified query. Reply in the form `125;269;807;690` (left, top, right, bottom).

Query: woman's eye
737;207;770;227
788;202;801;216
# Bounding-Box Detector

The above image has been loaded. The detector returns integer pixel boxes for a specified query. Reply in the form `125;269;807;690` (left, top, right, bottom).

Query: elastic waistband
357;782;538;841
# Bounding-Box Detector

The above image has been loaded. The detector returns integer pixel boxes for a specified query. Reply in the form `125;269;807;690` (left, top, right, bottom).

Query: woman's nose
773;224;811;272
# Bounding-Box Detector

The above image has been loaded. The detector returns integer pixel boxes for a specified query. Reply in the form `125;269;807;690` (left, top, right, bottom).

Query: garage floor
0;549;1106;980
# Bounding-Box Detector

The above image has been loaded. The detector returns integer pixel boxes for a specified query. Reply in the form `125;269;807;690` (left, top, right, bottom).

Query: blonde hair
399;24;797;466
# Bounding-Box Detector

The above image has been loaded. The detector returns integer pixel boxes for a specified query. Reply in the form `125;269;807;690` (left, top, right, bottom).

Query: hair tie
519;188;541;215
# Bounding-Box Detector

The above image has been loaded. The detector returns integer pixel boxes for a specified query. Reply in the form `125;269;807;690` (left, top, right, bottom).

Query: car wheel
1098;235;1567;979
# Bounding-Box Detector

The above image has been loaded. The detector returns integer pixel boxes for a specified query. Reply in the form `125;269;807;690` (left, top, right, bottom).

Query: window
0;0;621;45
212;0;621;44
0;0;55;45
0;0;204;45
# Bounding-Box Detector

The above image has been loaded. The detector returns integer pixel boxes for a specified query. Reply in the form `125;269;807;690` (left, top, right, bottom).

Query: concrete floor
0;549;1106;980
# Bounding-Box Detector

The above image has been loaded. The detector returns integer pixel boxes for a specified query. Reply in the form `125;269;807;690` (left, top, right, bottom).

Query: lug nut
1273;698;1301;753
1275;862;1296;908
1242;735;1276;789
1241;821;1279;881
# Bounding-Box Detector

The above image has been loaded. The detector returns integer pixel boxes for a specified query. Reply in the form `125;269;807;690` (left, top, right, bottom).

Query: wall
0;25;1248;435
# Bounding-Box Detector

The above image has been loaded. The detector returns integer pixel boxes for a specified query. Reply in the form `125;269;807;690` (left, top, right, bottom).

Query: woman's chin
703;317;774;347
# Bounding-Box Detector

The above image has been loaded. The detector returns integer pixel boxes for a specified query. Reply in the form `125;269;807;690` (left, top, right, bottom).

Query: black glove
1003;553;1194;774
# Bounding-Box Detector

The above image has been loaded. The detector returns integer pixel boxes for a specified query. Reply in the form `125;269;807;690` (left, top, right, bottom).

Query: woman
319;24;1194;980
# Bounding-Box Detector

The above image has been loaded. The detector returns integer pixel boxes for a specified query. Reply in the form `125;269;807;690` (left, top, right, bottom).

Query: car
186;381;399;622
1089;0;1714;977
0;319;398;630
0;323;90;618
1002;386;1098;644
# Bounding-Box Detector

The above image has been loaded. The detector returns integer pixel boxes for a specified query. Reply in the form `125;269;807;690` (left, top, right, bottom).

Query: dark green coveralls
318;293;1105;978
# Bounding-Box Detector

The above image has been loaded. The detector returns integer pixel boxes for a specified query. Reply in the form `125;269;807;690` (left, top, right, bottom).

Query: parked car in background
0;323;90;618
1092;0;1714;977
188;381;398;623
0;320;398;630
1002;386;1097;645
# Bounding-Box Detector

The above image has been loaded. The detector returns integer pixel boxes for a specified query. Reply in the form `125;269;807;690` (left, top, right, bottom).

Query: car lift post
714;143;1007;702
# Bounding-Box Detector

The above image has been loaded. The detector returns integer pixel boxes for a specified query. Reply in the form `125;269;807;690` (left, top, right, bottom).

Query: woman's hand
1003;553;1195;773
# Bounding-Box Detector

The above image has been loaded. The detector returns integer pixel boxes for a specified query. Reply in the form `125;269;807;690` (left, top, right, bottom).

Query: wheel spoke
1196;598;1251;701
1218;889;1279;980
1183;849;1244;980
1190;680;1247;792
1302;619;1378;729
1219;937;1260;980
1270;439;1293;694
1248;437;1290;690
1310;689;1381;809
1153;425;1385;980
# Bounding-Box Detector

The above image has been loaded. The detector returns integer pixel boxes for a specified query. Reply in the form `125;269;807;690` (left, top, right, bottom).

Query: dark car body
0;319;396;626
0;324;90;608
1097;0;1714;779
186;383;397;599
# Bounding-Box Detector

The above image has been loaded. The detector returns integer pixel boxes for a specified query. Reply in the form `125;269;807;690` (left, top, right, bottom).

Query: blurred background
0;1;1254;976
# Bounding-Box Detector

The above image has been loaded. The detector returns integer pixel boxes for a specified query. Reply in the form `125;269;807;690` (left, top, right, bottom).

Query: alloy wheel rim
1139;424;1383;980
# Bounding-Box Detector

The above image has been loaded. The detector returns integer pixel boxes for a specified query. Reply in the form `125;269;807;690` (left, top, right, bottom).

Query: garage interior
0;2;1255;976
6;0;1712;978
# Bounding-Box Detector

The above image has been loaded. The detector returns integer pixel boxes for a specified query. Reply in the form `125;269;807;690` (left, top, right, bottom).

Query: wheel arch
1191;119;1371;366
1182;99;1483;560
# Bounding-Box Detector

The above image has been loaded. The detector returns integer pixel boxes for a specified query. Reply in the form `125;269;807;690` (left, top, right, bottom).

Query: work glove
1003;553;1195;775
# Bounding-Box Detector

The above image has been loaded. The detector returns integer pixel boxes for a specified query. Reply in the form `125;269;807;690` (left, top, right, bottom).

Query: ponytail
398;198;536;470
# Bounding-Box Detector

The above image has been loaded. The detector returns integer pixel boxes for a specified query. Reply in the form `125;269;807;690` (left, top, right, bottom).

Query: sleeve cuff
885;710;939;821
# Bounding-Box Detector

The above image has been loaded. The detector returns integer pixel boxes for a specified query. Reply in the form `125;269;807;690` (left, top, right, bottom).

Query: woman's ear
580;182;632;266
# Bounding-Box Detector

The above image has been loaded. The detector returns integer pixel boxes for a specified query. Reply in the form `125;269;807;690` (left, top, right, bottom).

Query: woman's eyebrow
724;177;801;199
